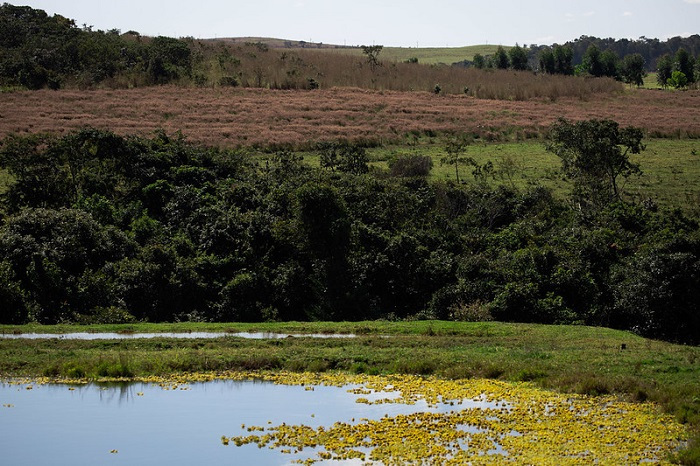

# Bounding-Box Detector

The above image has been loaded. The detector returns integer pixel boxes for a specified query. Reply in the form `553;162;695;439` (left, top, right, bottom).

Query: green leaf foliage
0;126;698;344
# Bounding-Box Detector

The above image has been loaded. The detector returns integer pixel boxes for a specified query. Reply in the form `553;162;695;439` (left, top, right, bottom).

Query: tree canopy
547;118;644;208
0;126;698;344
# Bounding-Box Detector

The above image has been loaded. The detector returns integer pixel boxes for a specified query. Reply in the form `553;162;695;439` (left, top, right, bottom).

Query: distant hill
209;37;504;65
216;35;700;70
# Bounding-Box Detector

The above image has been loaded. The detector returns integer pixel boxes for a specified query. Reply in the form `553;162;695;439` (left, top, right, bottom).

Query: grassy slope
314;45;505;65
302;138;700;212
219;38;504;65
1;321;697;404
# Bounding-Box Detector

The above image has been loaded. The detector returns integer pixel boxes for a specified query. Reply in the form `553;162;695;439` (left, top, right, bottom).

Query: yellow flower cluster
219;372;687;465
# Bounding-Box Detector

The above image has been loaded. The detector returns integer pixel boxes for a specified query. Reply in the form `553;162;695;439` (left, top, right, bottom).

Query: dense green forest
0;127;698;344
0;3;193;89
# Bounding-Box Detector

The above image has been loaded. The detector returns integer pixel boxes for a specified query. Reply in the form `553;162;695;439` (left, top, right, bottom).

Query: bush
449;300;493;322
388;154;433;177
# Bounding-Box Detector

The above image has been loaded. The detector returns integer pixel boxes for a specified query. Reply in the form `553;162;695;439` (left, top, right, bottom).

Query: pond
0;372;687;465
0;331;357;340
0;376;497;465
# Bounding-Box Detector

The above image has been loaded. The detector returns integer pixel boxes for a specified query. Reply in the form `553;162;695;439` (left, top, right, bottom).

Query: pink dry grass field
1;87;698;149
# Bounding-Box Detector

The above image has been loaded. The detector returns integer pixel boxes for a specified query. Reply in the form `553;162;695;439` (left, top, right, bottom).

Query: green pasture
302;138;700;212
315;44;505;65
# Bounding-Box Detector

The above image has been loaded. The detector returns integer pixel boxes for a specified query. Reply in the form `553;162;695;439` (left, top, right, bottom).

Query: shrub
449;300;493;322
388;154;433;177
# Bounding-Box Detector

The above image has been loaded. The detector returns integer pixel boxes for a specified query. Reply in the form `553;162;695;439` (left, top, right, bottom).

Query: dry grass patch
1;87;698;150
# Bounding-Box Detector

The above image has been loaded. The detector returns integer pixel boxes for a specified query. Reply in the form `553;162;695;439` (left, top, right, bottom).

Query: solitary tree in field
442;135;474;184
547;119;644;208
361;45;383;71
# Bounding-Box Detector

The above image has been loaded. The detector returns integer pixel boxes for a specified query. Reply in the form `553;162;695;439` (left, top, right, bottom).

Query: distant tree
441;135;474;183
656;54;674;88
553;45;574;75
494;46;510;69
621;53;646;87
497;153;521;188
472;53;486;69
547;118;645;208
539;49;555;74
318;141;368;174
361;45;383;71
318;142;340;171
582;44;603;77
675;48;696;84
508;44;529;71
147;36;192;84
338;144;369;175
600;49;620;79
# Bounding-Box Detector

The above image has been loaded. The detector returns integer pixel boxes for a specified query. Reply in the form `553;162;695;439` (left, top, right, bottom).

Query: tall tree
582;44;603;77
675;48;696;84
508;44;529;71
600;49;620;79
547;119;645;208
553;45;574;75
494;46;510;70
656;54;674;88
621;53;646;87
361;45;383;71
441;135;474;184
539;49;555;74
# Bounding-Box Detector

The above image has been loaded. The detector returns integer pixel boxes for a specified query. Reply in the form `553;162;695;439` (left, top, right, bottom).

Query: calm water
0;332;357;340
0;379;500;465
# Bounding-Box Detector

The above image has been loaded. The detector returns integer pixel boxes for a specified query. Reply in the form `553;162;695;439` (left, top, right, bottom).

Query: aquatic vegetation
2;371;687;464
220;372;687;465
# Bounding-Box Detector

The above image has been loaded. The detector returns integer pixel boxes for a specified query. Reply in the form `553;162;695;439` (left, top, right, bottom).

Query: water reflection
0;331;357;340
0;379;499;465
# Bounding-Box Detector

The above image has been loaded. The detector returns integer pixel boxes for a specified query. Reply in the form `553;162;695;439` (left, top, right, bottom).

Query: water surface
0;331;356;340
0;379;498;465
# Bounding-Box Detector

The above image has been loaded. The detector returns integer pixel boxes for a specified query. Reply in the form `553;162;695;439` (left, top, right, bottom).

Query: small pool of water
0;379;500;465
0;331;357;340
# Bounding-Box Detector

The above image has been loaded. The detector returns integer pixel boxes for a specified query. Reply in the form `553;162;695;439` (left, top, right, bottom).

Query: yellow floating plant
3;371;688;464
219;372;687;465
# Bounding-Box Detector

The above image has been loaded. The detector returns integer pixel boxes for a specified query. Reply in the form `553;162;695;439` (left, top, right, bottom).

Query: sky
14;0;700;47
